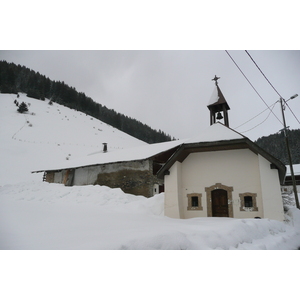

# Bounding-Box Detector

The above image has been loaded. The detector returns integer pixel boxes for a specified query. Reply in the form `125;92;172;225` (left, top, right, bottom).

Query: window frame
239;192;258;211
187;193;203;210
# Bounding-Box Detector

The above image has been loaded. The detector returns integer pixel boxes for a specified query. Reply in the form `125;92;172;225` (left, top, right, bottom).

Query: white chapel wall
258;154;284;221
165;149;270;219
164;161;182;218
181;149;264;219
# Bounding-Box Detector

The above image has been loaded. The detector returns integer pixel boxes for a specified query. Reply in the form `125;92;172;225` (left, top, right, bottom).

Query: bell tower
207;75;230;127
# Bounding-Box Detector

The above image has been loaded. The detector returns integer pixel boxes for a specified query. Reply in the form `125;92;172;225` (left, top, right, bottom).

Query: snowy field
1;93;300;299
1;93;300;250
1;181;300;250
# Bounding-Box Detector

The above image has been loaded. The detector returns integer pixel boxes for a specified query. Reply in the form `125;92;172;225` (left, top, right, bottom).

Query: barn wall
45;171;54;183
44;159;163;197
54;171;64;183
46;170;73;185
74;165;103;186
73;159;162;197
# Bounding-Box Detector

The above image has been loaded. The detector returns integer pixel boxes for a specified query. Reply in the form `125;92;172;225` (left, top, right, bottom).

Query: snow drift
1;181;300;250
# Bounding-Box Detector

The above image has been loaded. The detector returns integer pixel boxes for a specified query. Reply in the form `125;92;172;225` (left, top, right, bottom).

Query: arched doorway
211;189;228;217
205;183;234;218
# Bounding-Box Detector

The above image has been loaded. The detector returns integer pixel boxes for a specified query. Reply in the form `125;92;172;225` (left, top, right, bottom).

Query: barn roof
32;138;184;173
33;123;286;184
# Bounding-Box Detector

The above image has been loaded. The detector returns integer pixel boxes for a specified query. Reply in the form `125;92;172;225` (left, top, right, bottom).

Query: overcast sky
1;50;299;141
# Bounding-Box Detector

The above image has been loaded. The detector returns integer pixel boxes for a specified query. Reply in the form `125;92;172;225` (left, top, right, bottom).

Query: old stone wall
95;168;153;197
44;159;164;198
93;159;163;197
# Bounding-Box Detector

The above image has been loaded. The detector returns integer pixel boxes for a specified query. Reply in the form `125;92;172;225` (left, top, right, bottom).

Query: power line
245;50;284;99
239;101;278;134
285;101;300;124
245;50;300;125
225;50;283;126
234;101;278;130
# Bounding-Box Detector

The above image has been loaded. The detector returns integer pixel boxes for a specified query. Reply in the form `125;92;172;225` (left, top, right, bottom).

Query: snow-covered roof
156;122;286;184
207;85;230;110
33;123;251;173
185;122;243;144
286;164;300;176
34;123;246;172
33;139;185;172
207;86;219;106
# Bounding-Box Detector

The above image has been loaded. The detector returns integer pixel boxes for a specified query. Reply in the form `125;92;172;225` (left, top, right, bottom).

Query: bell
216;112;223;120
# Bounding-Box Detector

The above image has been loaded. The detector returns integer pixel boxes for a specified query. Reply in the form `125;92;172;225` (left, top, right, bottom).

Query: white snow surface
186;122;243;144
1;181;300;250
287;163;300;176
35;138;184;172
0;93;146;184
33;123;242;172
208;85;219;105
1;93;300;250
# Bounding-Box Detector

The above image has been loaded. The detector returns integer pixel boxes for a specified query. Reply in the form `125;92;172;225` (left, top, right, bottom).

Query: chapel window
187;193;203;210
191;196;199;207
239;193;258;212
244;196;253;207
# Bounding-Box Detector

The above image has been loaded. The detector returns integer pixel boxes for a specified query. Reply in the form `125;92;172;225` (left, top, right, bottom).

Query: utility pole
279;95;299;209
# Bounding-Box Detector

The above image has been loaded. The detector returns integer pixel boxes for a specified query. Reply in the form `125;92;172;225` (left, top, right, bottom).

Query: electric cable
245;50;300;125
225;50;283;125
239;101;278;133
234;101;278;130
245;50;284;99
285;102;300;124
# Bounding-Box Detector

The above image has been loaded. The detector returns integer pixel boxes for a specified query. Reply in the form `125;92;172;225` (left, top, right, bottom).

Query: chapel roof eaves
157;137;286;183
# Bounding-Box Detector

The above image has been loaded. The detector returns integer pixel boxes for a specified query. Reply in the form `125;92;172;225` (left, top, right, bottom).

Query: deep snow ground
1;181;300;298
1;181;300;250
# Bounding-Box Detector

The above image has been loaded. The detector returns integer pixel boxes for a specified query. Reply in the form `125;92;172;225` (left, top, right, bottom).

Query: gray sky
2;2;300;141
1;50;299;141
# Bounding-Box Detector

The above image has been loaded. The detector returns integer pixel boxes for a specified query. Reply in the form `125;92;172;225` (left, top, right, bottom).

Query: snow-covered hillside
0;93;146;185
1;93;300;250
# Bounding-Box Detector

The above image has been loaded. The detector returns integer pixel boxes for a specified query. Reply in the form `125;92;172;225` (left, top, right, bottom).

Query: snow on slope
0;93;146;185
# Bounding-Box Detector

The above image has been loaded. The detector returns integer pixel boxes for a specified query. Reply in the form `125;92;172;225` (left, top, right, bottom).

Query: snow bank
1;182;299;250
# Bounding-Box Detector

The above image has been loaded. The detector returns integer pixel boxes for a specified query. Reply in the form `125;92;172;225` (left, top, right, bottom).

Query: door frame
211;188;229;217
205;183;234;217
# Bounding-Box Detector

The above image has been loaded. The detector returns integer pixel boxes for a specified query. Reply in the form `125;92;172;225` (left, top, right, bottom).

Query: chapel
157;76;286;221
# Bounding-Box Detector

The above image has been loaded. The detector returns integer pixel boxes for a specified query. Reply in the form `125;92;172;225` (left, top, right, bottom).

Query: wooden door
211;189;229;217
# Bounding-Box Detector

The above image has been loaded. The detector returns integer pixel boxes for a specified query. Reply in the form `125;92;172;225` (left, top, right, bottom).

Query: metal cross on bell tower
207;76;230;127
212;75;220;86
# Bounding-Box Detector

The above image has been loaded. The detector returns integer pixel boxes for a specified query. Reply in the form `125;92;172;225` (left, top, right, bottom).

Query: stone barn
33;140;182;198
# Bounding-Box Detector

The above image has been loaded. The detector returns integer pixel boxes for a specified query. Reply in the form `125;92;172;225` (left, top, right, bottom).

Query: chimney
103;143;107;153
